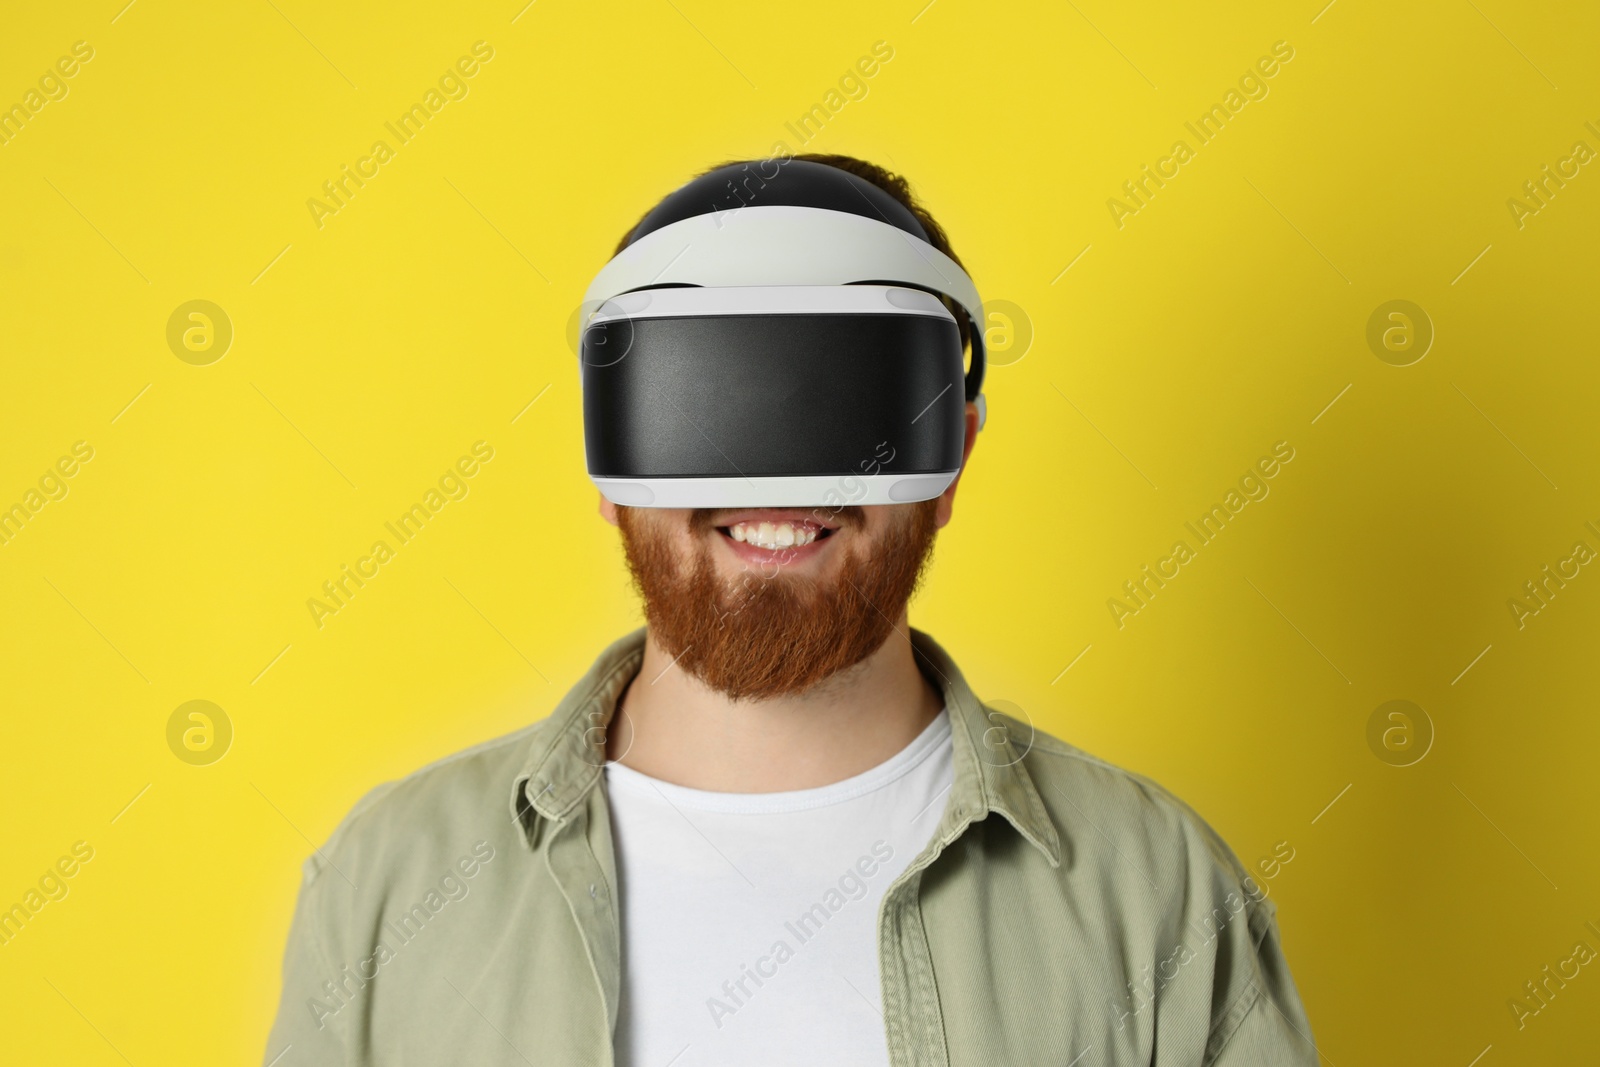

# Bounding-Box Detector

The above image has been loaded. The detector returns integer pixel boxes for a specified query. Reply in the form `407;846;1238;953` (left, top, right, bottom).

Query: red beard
615;501;940;702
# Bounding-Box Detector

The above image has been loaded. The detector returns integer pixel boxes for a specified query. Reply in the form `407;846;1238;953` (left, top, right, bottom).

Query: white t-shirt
604;707;955;1067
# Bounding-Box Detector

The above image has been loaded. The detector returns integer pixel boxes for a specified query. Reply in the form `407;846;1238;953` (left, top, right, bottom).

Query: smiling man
265;155;1320;1067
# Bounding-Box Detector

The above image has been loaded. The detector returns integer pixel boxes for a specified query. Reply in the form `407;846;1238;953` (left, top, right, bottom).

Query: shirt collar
509;625;1062;868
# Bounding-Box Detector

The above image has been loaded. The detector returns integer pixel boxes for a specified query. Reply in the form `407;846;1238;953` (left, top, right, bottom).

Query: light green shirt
265;626;1320;1065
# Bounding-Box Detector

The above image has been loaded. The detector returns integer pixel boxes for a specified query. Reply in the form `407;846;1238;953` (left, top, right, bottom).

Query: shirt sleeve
1204;894;1320;1067
262;854;351;1066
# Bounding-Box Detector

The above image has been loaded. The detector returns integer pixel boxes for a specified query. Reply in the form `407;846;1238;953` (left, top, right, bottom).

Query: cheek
622;508;685;540
874;501;934;539
858;506;900;537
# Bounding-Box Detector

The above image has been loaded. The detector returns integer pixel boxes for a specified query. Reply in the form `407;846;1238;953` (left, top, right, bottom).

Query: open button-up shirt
265;626;1320;1066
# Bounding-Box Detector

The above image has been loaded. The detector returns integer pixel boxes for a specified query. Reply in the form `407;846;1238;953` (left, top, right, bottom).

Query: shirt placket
879;863;949;1067
879;788;988;1067
543;793;623;1066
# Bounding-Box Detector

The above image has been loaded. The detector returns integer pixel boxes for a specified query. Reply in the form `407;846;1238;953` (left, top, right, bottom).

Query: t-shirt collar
508;625;1062;868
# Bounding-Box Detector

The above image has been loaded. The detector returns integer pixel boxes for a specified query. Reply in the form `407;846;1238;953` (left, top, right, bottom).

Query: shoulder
999;715;1309;1058
267;715;567;1054
1003;711;1259;892
297;715;553;894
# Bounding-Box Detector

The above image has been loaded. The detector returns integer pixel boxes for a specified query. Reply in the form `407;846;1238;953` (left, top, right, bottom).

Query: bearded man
265;155;1320;1067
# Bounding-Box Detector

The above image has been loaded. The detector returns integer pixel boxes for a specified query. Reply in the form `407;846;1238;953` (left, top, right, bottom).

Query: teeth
726;521;822;550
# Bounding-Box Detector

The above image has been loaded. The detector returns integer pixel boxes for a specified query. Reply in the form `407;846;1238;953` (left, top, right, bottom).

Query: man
265;154;1320;1066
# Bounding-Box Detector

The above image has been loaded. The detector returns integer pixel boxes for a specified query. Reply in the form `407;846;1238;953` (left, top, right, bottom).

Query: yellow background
2;0;1597;1063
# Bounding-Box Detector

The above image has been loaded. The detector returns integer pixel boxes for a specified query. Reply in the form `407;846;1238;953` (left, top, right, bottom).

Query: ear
599;491;620;527
934;401;980;529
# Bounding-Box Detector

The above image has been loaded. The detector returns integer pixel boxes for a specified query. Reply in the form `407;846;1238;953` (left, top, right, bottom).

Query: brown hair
611;153;972;358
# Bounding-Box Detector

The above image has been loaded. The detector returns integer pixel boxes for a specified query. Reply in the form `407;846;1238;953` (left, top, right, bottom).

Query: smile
725;520;832;549
713;511;840;565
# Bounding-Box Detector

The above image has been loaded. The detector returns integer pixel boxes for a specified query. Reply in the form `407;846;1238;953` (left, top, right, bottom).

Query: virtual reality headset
577;159;988;509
